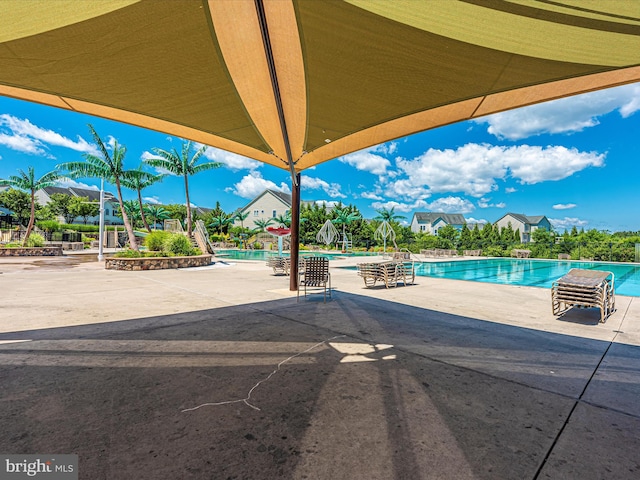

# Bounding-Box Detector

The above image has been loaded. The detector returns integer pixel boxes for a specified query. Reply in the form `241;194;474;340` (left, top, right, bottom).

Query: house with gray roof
35;186;123;225
494;213;552;243
234;189;314;230
410;212;467;235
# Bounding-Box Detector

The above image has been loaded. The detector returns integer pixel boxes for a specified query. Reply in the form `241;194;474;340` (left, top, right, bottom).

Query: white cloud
506;145;604;184
339;145;392;175
314;199;341;208
228;171;290;199
370;196;474;214
549;217;589;231
0;114;99;157
396;144;506;197
477;83;640;140
391;143;604;199
202;146;262;171
0;132;48;156
143;196;162;205
552;203;577;210
55;178;99;190
505;187;517;193
466;217;488;225
371;199;429;213
360;191;384;201
141;151;175;176
477;197;506;209
301;175;346;198
383;179;432;199
427;196;476;214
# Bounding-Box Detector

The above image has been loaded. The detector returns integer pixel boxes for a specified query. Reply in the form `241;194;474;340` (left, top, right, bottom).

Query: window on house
272;210;277;217
420;225;425;231
254;210;259;216
105;209;109;216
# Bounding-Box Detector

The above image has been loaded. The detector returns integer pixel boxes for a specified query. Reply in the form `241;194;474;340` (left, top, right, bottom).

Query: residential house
35;186;123;225
410;212;466;234
233;189;295;230
494;213;552;243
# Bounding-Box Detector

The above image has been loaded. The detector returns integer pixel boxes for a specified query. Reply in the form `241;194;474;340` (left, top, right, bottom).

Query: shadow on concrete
1;292;639;479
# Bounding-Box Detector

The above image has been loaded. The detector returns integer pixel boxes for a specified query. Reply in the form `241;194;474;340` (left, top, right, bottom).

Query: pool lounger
551;268;615;323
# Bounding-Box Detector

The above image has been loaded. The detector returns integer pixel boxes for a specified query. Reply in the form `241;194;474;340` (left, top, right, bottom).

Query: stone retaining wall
0;246;64;256
105;254;212;271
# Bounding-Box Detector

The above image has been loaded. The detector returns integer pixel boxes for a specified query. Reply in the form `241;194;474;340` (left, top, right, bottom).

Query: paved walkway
1;254;639;479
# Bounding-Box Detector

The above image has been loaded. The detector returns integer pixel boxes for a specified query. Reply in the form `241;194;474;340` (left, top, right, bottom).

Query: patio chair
267;256;288;275
551;268;615;323
298;256;331;302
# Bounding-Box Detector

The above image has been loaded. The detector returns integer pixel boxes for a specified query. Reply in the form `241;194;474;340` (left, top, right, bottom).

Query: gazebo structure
1;0;639;289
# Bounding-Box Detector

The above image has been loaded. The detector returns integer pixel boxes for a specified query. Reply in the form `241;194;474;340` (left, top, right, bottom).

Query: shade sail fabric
0;0;639;172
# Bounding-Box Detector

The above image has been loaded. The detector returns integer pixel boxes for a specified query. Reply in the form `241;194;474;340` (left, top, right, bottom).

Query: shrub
25;233;45;247
163;233;196;256
37;220;62;233
145;231;170;251
113;249;143;258
61;224;100;233
484;246;506;257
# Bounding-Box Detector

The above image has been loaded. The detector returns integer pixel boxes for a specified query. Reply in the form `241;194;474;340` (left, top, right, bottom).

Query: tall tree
234;210;249;230
120;166;165;232
145;141;222;236
331;206;362;251
374;206;406;223
0;188;32;226
253;218;273;232
0;167;61;245
144;204;171;230
68;196;99;224
208;212;234;234
48;193;75;224
57;124;139;250
116;200;143;228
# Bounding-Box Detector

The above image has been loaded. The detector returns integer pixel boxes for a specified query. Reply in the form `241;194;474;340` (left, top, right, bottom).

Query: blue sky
1;82;639;232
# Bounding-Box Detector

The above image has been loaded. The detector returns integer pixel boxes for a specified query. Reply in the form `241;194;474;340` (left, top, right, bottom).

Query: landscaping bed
0;246;63;257
104;254;212;271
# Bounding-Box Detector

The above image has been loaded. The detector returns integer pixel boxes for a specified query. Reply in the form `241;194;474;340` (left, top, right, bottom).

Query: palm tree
144;205;171;230
374;206;406;223
117;200;143;228
374;207;405;253
273;212;291;227
0;167;62;245
253;218;274;232
57;124;139;250
332;207;362;252
120;166;166;232
209;212;234;234
145;141;222;236
235;210;249;230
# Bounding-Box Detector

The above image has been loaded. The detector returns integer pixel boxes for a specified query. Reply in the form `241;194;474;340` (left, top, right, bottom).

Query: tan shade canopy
1;0;639;173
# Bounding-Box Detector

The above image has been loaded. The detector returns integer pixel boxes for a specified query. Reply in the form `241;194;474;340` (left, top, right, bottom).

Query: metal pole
289;173;301;291
98;178;105;261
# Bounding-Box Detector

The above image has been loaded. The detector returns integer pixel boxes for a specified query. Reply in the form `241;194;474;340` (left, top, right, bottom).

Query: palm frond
87;124;113;167
191;161;222;174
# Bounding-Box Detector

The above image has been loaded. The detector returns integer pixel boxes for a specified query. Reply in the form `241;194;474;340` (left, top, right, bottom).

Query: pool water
413;258;640;297
214;249;376;261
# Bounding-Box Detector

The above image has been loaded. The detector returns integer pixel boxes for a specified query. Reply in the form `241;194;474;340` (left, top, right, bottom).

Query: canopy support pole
289;173;301;291
254;0;300;290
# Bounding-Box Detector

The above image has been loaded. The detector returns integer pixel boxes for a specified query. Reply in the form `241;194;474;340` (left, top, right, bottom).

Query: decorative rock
104;254;213;271
0;247;64;257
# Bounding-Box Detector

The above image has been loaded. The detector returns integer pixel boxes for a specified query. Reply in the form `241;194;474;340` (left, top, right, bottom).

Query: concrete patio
1;254;639;479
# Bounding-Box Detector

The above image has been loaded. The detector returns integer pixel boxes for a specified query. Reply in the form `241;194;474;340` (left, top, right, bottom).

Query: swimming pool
413;258;640;297
214;249;377;261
